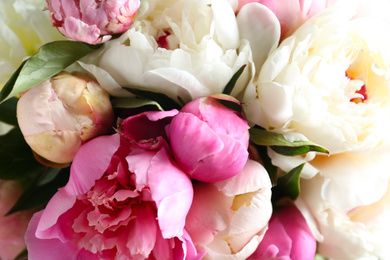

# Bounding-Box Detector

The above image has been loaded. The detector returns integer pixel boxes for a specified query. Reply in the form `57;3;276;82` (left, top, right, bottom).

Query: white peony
81;0;280;103
245;0;390;259
0;0;65;87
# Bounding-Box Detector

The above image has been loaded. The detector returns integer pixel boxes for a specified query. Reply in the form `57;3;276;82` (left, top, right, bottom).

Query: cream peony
0;0;65;87
245;1;390;258
81;0;280;103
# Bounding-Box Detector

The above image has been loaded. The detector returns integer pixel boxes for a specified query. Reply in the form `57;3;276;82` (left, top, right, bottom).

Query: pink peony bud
248;205;317;260
167;95;250;182
17;71;114;165
46;0;140;44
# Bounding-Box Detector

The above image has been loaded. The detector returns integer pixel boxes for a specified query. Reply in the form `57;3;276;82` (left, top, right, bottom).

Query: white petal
237;3;281;71
211;0;240;49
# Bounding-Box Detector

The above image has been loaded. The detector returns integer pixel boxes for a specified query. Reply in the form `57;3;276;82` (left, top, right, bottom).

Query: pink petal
125;203;158;258
148;148;193;238
36;134;120;238
25;212;81;260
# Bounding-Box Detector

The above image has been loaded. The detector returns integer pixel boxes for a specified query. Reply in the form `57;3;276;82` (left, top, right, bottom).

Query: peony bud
17;71;114;165
45;0;141;44
167;95;250;182
248;205;317;260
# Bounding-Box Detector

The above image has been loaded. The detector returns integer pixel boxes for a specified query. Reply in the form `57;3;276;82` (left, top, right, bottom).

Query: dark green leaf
223;64;246;95
250;127;329;156
111;97;164;111
0;60;27;103
272;163;304;202
0;127;45;179
0;97;18;125
0;41;101;103
125;87;182;111
6;167;69;215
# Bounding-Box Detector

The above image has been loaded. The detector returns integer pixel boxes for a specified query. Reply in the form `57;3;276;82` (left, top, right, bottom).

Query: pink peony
17;71;114;165
248;205;316;260
0;180;35;260
167;95;250;182
45;0;140;44
236;0;329;40
25;110;204;259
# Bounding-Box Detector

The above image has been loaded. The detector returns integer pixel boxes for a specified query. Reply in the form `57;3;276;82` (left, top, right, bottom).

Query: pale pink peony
185;159;273;259
248;205;316;260
45;0;140;44
235;0;329;40
167;95;250;182
25;110;204;259
17;71;114;165
0;180;35;260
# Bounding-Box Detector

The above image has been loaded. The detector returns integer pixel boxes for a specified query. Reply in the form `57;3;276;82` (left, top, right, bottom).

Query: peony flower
45;0;140;44
248;205;316;260
185;159;273;259
232;0;331;40
79;0;280;103
17;71;114;165
0;0;65;87
0;180;35;260
297;176;390;260
167;95;250;182
245;1;390;258
25;110;204;259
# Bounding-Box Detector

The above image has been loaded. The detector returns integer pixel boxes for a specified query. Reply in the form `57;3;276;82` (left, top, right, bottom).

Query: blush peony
17;71;114;165
25;110;203;259
185;159;273;259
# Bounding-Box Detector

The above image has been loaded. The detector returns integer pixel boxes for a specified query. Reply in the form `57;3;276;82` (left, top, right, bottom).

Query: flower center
346;72;368;104
350;84;368;104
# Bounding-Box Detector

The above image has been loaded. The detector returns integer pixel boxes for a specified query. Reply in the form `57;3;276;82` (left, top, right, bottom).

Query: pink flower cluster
24;96;254;259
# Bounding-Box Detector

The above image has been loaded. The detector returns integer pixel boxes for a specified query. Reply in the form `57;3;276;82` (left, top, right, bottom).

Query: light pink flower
248;205;316;260
167;95;250;182
46;0;140;44
17;71;114;165
185;159;273;259
235;0;329;40
0;180;35;260
25;110;204;259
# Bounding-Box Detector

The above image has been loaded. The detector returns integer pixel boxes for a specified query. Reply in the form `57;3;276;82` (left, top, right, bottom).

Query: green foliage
272;163;304;203
0;41;101;103
250;127;329;156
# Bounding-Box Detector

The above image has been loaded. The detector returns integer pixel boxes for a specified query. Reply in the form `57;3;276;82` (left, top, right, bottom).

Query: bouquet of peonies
1;0;390;259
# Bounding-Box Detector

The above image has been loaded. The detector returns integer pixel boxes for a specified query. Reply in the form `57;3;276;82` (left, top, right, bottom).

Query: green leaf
125;87;182;111
111;97;164;111
0;127;45;179
272;163;304;202
250;127;329;156
6;167;69;215
0;60;27;103
0;97;18;125
0;41;101;103
223;64;247;95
